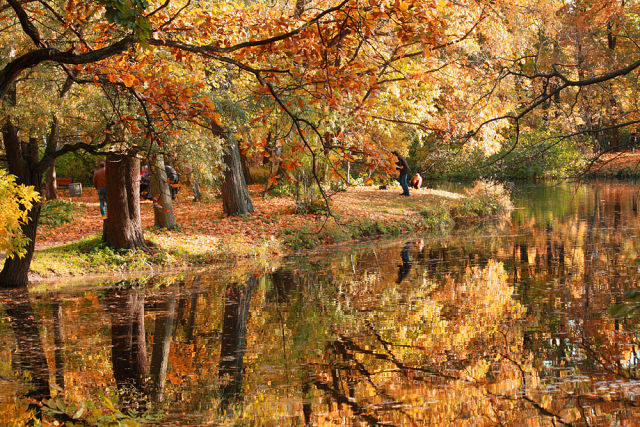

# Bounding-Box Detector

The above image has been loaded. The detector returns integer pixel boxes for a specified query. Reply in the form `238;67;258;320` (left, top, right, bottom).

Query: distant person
631;130;639;153
93;161;107;218
165;165;179;200
410;173;422;190
392;150;411;196
140;164;151;198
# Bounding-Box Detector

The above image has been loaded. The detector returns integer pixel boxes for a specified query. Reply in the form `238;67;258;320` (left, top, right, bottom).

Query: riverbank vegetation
29;180;512;279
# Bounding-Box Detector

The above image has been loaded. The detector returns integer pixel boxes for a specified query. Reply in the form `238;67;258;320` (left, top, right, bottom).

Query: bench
57;177;72;194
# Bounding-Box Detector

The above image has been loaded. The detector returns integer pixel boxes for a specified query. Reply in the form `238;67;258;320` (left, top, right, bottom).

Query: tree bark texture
239;150;253;185
0;122;42;288
44;117;60;200
221;138;254;216
149;154;177;229
102;154;148;250
45;163;58;200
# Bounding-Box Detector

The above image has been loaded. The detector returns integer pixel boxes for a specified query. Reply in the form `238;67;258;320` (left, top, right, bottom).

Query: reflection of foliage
44;393;162;425
609;289;640;318
6;181;640;425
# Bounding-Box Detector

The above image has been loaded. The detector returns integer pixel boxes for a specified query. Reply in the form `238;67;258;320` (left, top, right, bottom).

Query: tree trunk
45;163;58;200
149;154;178;229
150;291;177;402
240;151;253;185
0;123;42;288
221;138;254;216
103;154;148;250
44;118;60;200
185;169;202;201
293;0;307;17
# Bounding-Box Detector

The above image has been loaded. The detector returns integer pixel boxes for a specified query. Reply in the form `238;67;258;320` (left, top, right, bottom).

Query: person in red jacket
93;161;107;217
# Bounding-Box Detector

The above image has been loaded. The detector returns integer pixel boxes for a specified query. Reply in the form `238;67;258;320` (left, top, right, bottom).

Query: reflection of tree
103;286;149;412
1;289;50;401
218;276;256;411
270;267;296;303
150;290;177;402
185;291;199;345
51;295;65;391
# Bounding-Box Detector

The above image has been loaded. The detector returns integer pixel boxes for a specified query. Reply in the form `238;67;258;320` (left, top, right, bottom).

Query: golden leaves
0;170;40;259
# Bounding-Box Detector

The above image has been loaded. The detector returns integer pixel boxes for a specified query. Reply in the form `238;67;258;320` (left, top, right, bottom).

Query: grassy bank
30;180;512;280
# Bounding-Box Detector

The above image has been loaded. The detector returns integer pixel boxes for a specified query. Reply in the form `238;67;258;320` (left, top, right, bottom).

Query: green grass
31;235;170;277
281;218;406;251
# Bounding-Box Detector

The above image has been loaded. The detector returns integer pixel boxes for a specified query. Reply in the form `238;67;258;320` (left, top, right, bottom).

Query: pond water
2;182;640;425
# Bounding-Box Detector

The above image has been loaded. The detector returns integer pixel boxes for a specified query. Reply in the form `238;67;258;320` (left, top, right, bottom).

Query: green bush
39;200;81;228
329;179;347;193
323;224;353;243
415;131;587;181
347;218;403;238
450;180;513;222
268;180;296;197
419;206;453;232
295;198;330;215
282;226;320;250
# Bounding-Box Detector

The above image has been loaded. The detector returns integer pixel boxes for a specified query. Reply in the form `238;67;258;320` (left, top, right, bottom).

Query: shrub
282;226;320;250
419;206;453;232
451;180;513;222
323;224;353;243
39;200;81;228
295;198;330;215
415;131;587;181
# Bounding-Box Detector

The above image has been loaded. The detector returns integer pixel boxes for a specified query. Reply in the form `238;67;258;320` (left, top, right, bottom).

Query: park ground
587;150;640;178
30;181;510;281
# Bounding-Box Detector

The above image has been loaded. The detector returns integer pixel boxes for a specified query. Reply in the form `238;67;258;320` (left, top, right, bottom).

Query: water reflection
2;182;640;424
396;241;413;283
103;286;149;412
218;276;256;411
1;289;50;402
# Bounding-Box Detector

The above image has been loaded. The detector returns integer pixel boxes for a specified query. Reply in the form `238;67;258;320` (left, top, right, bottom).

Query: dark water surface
3;182;640;425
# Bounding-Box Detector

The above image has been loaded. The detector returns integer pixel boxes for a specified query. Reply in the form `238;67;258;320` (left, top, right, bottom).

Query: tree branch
0;37;134;99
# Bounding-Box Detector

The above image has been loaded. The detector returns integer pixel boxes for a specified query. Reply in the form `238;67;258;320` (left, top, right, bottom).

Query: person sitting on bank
392;150;411;196
410;173;422;190
93;161;107;218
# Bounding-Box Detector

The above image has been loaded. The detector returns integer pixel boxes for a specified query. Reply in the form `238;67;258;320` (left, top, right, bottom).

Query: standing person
165;165;179;200
93;161;107;218
139;165;151;199
392;151;411;196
